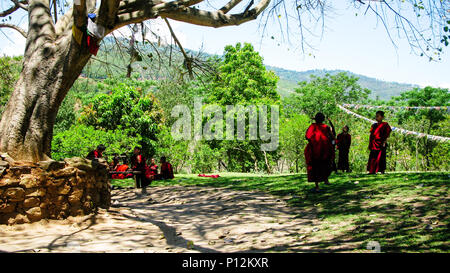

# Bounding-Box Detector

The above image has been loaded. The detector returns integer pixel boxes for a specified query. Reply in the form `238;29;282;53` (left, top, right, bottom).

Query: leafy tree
285;72;370;118
52;124;141;161
78;77;164;157
202;43;281;173
0;56;21;114
279;114;310;173
391;87;450;168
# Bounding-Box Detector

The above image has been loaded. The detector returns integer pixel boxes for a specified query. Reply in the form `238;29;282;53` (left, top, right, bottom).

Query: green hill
266;66;419;100
82;39;419;100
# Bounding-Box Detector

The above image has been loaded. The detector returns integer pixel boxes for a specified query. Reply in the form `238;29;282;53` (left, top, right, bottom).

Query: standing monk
304;113;334;192
336;125;352;172
130;146;150;195
367;111;391;174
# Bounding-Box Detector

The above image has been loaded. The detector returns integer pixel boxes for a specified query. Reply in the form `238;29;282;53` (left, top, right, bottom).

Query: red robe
160;162;174;179
86;149;102;160
111;164;133;179
131;154;150;187
145;164;158;180
367;122;391;174
336;133;351;171
304;123;333;182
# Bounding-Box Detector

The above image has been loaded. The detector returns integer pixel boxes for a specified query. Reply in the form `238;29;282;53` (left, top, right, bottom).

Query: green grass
111;172;450;252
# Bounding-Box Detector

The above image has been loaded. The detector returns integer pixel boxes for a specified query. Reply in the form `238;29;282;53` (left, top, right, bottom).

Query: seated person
87;144;106;160
109;153;120;171
159;156;174;180
111;158;133;179
145;158;158;179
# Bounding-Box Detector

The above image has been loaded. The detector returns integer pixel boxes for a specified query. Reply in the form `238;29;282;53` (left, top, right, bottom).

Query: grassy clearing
111;172;449;252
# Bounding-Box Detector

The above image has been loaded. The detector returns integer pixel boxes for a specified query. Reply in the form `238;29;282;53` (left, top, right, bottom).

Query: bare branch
220;0;243;14
159;0;271;28
0;1;28;17
0;23;27;37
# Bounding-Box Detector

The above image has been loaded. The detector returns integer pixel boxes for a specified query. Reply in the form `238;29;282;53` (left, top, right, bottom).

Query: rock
4;187;25;201
23;197;40;208
0;178;20;187
0;160;9;167
312;227;320;232
11;213;30;224
39;160;66;171
0;202;16;213
26;207;43;222
52;167;77;178
58;184;71;195
0;153;14;164
65;157;97;171
10;166;32;176
46;178;66;187
25;188;46;197
19;174;42;188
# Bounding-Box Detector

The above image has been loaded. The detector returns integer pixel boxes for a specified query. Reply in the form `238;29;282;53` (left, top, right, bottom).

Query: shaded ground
0;172;449;252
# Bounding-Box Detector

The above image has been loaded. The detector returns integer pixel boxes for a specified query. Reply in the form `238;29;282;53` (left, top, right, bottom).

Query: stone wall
0;156;111;225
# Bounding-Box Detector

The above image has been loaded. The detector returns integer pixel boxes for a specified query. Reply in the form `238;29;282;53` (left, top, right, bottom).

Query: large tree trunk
0;28;91;162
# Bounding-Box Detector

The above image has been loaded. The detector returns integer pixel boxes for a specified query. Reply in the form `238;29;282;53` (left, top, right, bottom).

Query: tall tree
0;0;270;162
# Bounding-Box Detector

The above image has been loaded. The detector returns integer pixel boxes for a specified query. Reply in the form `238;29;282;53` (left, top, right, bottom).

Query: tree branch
0;23;27;37
220;0;243;14
0;1;28;17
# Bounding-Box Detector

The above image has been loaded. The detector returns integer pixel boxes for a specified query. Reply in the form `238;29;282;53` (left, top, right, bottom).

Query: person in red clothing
159;156;174;180
336;125;352;173
130;146;150;194
304;113;334;192
367;111;391;174
148;158;158;176
86;144;106;160
111;158;133;179
109;153;120;171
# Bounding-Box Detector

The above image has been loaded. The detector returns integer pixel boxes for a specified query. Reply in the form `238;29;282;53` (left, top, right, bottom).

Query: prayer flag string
338;105;450;143
342;104;450;113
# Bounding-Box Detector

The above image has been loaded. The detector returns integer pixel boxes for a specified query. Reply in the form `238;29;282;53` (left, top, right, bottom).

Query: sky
1;1;449;88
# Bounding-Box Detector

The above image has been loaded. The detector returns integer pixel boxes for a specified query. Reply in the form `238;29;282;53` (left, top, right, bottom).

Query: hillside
79;39;419;100
266;66;419;100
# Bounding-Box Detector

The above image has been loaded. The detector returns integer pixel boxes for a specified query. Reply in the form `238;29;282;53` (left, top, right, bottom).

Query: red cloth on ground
367;122;391;174
198;174;220;178
304;123;333;182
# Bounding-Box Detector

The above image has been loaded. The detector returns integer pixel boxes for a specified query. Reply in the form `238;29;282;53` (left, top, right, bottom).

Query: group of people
86;145;174;195
304;111;391;192
86;111;392;194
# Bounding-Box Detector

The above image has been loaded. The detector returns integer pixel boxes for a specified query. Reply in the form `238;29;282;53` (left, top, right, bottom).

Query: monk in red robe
111;158;133;179
145;158;158;180
304;113;334;192
336;125;352;172
159;156;174;180
130;146;150;194
86;144;106;160
367;111;391;174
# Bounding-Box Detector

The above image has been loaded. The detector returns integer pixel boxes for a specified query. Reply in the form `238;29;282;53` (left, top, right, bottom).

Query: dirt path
0;186;344;253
